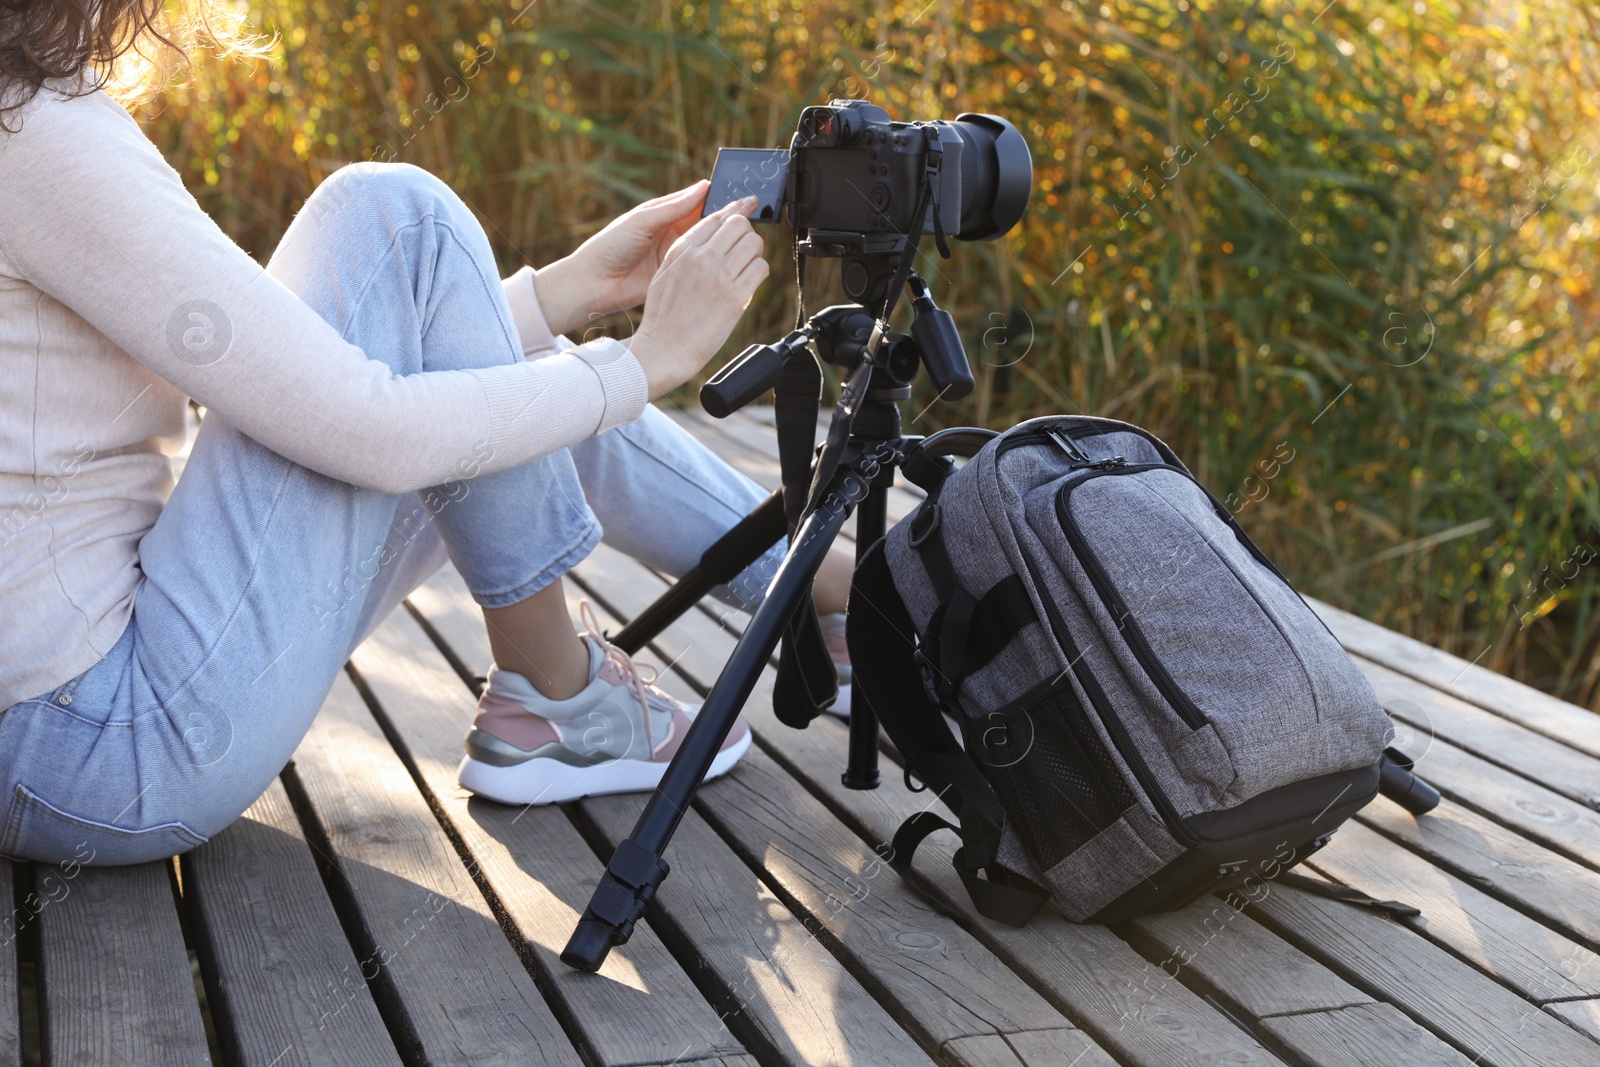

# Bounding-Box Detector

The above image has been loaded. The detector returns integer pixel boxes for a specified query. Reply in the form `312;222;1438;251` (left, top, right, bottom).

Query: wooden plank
1313;597;1600;761
1544;997;1600;1043
1393;733;1600;873
290;671;584;1067
693;744;1116;1061
1359;792;1600;954
1249;874;1600;1067
570;545;1284;1067
340;618;753;1067
38;862;211;1065
1258;1002;1476;1067
1305;818;1600;1002
1360;657;1600;810
183;780;399;1066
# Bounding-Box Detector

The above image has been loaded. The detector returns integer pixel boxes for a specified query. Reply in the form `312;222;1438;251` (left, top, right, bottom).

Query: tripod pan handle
701;342;789;418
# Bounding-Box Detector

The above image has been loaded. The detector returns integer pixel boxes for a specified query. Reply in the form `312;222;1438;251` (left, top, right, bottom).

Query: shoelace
578;599;664;751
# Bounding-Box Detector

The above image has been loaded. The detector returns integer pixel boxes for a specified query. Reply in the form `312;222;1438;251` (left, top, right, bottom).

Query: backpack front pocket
1057;465;1324;746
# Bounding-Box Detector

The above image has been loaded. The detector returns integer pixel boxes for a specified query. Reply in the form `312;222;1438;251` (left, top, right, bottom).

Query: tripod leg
562;487;856;972
611;490;787;654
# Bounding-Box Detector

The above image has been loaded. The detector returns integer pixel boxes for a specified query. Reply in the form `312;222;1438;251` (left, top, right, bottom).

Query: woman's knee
303;160;463;230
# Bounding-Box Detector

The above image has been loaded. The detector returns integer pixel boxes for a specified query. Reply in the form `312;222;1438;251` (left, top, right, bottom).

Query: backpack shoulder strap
848;536;1047;927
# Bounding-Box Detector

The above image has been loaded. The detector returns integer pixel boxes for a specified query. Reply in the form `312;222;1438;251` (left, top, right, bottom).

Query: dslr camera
703;99;1032;307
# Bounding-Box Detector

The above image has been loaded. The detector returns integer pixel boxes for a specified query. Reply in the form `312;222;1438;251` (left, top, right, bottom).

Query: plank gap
13;865;40;1067
277;762;427;1066
163;857;225;1065
402;599;484;696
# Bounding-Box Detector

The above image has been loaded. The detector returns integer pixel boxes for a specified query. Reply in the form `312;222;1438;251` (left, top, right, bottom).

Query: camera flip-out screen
701;147;790;223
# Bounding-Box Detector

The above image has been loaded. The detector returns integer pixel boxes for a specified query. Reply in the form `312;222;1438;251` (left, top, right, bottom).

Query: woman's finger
630;179;711;220
702;209;758;257
729;228;766;268
672;195;756;251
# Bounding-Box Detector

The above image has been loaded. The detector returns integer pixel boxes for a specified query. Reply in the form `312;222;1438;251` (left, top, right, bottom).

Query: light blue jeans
0;163;784;866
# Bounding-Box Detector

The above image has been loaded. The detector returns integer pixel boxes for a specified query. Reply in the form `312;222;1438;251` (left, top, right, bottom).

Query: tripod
559;271;967;970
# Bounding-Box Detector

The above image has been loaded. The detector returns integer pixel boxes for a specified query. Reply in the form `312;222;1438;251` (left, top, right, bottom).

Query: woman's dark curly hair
0;0;266;131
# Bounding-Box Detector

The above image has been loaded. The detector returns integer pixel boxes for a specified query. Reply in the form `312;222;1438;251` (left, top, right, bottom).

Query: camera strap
770;229;837;728
768;126;954;727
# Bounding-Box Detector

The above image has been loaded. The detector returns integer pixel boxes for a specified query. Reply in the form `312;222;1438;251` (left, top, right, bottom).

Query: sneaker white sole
457;725;753;806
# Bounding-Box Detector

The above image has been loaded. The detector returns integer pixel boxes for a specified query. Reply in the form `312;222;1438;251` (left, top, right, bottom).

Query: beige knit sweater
0;81;650;710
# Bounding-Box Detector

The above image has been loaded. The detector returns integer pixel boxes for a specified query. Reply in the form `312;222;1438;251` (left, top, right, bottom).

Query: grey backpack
847;414;1398;925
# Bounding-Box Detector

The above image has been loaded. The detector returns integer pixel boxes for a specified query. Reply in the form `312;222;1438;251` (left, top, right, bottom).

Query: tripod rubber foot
1378;751;1442;815
561;918;618;973
841;767;881;790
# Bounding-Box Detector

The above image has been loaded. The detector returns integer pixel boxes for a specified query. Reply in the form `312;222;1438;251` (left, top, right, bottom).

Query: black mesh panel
969;683;1137;870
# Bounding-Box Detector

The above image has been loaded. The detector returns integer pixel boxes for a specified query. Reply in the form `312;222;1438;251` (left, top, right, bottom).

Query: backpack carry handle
900;429;998;496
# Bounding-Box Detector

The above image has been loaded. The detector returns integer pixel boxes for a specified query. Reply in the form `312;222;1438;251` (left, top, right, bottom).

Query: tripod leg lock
561;838;671;972
592;838;670;932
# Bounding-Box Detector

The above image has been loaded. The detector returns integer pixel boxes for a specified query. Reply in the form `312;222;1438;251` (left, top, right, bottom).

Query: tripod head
699;271;974;418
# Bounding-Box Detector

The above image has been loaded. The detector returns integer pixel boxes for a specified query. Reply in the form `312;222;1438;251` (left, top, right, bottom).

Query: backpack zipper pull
1088;456;1127;470
1045;426;1092;464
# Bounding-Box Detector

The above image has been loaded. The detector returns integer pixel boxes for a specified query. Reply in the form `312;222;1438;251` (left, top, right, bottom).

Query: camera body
787;100;965;252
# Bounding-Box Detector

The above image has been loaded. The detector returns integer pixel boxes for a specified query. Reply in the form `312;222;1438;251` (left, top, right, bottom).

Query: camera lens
947;113;1033;241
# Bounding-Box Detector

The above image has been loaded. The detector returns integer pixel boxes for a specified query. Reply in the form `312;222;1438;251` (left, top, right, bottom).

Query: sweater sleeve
0;90;649;495
501;265;561;357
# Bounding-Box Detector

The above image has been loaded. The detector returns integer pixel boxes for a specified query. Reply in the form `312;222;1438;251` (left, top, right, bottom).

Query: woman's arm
0;90;648;495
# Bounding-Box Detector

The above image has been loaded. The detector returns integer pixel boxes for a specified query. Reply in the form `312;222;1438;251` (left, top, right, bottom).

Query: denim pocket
0;785;208;867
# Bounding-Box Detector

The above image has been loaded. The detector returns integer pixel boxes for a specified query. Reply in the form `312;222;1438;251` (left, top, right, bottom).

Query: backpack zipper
1056;465;1210;731
1016;550;1200;847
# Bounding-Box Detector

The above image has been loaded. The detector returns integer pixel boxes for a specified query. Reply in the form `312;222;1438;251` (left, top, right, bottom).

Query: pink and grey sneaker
457;601;752;805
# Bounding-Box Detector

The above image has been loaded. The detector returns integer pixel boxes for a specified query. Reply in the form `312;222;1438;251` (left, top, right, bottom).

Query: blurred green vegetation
139;0;1600;706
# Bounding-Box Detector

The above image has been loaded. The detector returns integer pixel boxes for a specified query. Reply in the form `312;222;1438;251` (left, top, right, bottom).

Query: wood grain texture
351;600;755;1067
1251;877;1600;1067
942;1028;1111;1067
184;780;399;1066
39;861;211;1066
1259;1003;1476;1067
1312;597;1600;761
291;670;582;1067
1306;819;1600;1002
570;541;1285;1067
1359;791;1600;952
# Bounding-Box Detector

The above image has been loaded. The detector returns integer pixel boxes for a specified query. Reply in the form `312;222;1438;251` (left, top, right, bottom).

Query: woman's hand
535;179;720;336
628;196;770;399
